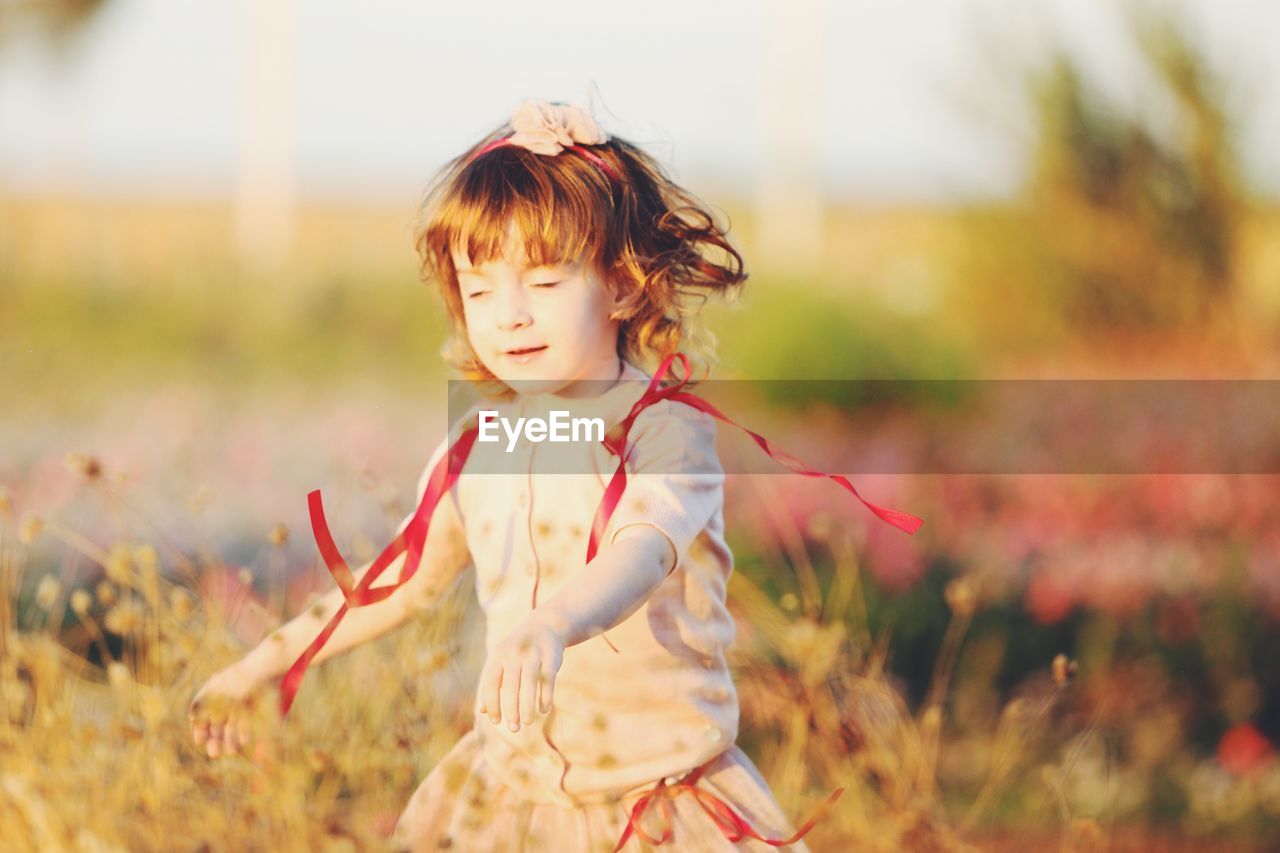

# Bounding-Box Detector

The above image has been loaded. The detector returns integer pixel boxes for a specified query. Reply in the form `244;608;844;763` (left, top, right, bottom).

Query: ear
606;285;633;322
595;265;629;317
609;285;627;313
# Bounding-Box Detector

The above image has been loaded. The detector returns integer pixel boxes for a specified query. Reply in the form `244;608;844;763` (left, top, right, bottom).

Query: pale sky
0;0;1276;203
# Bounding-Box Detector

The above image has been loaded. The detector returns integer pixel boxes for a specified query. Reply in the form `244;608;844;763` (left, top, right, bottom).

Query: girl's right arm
188;436;470;757
240;485;468;681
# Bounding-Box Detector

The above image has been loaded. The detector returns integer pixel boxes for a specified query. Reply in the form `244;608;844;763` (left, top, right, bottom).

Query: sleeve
390;424;472;612
607;400;724;569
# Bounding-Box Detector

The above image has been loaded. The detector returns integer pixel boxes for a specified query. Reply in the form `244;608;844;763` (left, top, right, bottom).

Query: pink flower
506;98;608;155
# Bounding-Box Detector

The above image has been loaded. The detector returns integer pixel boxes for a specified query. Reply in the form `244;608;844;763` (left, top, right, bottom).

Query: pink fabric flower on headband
506;99;608;155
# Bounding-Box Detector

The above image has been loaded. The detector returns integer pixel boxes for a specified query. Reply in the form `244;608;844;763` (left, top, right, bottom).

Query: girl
189;98;920;851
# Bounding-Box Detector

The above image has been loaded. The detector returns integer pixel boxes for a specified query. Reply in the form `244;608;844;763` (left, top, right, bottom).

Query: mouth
503;345;548;362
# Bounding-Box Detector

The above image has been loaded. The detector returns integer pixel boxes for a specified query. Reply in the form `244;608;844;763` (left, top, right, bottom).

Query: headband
467;98;621;182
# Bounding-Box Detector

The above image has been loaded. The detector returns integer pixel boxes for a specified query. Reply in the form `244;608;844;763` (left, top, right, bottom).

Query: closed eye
464;289;491;300
530;280;560;289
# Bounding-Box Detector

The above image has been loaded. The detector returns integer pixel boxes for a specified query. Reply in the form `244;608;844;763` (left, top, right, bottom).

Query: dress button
518;492;528;507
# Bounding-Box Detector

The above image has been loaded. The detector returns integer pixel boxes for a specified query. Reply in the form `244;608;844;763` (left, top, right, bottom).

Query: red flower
1217;722;1274;777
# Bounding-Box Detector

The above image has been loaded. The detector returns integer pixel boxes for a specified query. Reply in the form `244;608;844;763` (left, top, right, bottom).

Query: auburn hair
413;113;746;399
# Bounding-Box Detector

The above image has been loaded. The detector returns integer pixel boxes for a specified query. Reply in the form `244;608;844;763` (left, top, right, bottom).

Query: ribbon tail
587;461;630;565
689;783;846;847
350;426;479;605
831;475;924;534
283;424;481;718
278;600;349;718
307;490;356;597
612;794;649;852
761;786;846;846
668;391;923;535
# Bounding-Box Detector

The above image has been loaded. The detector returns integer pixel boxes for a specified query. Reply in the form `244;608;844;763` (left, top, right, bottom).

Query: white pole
235;0;296;271
756;0;826;275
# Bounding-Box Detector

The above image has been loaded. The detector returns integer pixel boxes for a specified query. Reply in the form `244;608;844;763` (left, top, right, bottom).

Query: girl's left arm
479;527;674;732
531;524;675;645
480;403;721;732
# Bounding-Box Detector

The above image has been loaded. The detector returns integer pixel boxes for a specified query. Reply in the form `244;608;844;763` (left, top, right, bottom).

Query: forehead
450;222;580;274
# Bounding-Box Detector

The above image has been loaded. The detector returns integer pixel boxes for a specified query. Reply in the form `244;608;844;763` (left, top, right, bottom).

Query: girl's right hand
188;662;266;759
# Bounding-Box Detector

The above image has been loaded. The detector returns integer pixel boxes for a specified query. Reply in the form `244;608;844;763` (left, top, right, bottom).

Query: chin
501;377;571;396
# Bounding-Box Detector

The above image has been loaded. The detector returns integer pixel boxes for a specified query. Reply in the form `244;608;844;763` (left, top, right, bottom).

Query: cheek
460;303;487;338
459;308;492;359
571;287;617;336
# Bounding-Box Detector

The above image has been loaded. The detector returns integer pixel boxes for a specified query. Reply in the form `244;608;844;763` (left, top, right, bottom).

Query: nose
496;284;532;332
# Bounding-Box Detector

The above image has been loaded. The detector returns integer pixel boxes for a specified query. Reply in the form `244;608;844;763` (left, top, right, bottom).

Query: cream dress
390;362;811;852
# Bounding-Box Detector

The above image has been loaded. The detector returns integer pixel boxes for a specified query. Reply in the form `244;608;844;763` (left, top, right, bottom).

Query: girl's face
451;235;624;398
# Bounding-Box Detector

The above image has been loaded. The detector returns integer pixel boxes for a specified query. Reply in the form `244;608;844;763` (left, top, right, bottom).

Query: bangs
422;147;612;276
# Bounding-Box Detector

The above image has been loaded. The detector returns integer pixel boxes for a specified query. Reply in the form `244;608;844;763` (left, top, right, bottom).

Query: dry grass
0;461;1091;853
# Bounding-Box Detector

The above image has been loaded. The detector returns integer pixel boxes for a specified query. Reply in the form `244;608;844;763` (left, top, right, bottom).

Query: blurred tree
1021;10;1245;333
951;6;1253;356
0;0;109;54
0;0;111;238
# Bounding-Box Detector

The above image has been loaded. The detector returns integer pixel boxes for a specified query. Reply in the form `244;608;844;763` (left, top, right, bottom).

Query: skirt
391;729;813;852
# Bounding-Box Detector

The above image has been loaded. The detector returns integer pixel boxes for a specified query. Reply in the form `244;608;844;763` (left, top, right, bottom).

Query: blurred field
3;190;1279;851
4;11;1280;846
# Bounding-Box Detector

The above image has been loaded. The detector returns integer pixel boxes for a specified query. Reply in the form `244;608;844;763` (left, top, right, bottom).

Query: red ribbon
613;758;846;851
277;427;479;717
281;352;922;717
588;352;922;565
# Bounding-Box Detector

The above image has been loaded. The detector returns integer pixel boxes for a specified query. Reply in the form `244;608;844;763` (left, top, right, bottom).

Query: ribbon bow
280;352;922;717
613;759;846;851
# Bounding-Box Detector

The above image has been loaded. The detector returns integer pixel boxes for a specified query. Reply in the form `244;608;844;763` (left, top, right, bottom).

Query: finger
207;737;221;759
519;661;538;724
539;657;557;713
192;722;209;746
501;664;521;731
483;665;503;725
223;715;241;755
237;718;253;748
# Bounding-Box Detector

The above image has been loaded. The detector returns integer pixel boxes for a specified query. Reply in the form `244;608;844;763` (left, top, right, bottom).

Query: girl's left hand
478;614;566;732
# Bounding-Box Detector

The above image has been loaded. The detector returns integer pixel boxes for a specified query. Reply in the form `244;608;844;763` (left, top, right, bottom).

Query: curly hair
413;114;746;399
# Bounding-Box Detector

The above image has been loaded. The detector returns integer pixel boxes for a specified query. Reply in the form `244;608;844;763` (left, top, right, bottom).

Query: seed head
945;577;977;618
18;515;44;545
1052;654;1078;687
806;513;834;540
133;544;159;574
169;588;194;620
64;452;103;482
104;601;144;635
35;575;61;610
268;523;289;547
105;544;134;585
96;580;118;607
70;589;93;616
107;661;130;689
